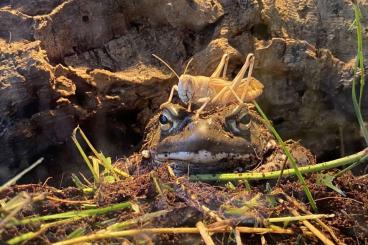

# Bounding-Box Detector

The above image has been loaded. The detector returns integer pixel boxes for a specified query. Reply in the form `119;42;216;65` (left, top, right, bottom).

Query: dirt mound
1;159;367;244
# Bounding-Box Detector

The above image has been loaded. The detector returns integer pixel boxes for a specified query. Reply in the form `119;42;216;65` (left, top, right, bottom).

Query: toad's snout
156;118;254;162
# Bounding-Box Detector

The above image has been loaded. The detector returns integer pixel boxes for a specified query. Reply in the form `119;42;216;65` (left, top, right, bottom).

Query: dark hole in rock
250;23;271;41
272;117;285;126
297;89;306;97
18;98;39;119
15;109;144;186
82;15;89;22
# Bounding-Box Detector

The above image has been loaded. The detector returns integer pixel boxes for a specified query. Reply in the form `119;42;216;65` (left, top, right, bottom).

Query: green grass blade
7;232;36;245
352;4;365;108
190;148;367;181
316;174;346;196
71;174;88;189
106;210;170;231
0;158;44;192
72;127;99;182
77;126;100;156
12;201;133;225
252;101;317;211
66;227;86;239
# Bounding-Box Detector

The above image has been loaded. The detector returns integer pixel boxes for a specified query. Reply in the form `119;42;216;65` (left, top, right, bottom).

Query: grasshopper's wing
239;77;264;102
218;77;264;104
208;77;264;104
208;78;237;104
207;77;232;94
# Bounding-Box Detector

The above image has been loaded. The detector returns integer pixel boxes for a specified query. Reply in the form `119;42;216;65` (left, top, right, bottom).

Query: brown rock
0;9;34;41
53;76;76;97
0;0;367;182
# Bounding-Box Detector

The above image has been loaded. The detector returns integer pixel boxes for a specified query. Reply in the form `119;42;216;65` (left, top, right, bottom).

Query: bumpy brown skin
142;103;315;174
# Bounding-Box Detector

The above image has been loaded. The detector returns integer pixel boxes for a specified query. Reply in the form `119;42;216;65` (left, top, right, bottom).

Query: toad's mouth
155;150;252;164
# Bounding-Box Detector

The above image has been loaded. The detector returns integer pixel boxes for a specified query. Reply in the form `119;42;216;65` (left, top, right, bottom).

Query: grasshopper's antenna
152;54;180;80
183;57;193;75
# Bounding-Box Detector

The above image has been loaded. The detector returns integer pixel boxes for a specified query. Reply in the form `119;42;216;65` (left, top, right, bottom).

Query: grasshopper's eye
159;114;172;131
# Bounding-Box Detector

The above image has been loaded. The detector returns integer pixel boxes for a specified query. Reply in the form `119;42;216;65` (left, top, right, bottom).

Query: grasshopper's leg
195;97;211;118
187;102;192;112
228;86;245;104
210;85;229;104
160;85;178;109
227;102;247;119
240;54;255;101
230;53;254;90
211;85;245;105
211;54;229;78
222;56;229;79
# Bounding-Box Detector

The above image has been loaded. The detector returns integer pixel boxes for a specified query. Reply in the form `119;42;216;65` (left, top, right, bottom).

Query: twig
267;214;335;223
357;173;367;180
105;210;170;231
261;235;266;245
53;226;294;245
289;209;334;245
235;227;242;245
196;221;215;245
167;165;223;222
282;192;344;245
151;174;164;196
46;196;93;204
235;226;292;234
315;197;363;205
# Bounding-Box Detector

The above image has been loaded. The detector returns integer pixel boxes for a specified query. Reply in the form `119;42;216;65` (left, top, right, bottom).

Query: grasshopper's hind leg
240;54;256;101
210;85;245;105
160;85;178;109
211;54;229;78
230;53;254;90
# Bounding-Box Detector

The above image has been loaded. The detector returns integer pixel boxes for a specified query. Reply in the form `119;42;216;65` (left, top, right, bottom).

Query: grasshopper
153;53;264;117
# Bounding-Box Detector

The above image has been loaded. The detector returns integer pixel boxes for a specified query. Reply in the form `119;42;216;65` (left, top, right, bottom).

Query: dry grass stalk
235;227;242;245
282;192;343;245
53;226;293;245
290;209;334;245
46;196;93;204
167;165;223;222
196;221;215;245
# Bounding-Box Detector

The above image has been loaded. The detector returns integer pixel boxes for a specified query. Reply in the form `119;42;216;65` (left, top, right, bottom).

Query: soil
1;159;367;244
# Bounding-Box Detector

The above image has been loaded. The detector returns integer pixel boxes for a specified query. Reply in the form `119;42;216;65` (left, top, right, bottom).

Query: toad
142;103;314;174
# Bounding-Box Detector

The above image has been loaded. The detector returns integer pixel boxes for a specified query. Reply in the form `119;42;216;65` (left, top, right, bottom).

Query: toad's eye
237;113;251;131
159;114;173;131
159;114;168;124
225;108;252;135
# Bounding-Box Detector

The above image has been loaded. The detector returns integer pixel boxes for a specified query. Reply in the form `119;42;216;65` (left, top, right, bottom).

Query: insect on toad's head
178;74;194;104
143;102;268;174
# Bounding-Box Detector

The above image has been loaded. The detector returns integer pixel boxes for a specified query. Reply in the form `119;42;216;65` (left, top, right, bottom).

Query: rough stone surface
0;0;367;182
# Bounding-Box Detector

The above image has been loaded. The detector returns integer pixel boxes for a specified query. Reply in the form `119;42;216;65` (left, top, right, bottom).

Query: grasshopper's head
178;74;195;104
